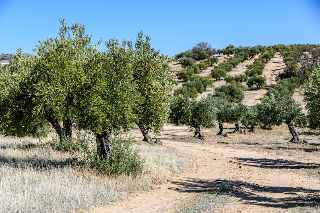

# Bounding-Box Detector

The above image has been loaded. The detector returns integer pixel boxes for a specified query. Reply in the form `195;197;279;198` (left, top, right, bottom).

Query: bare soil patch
89;125;320;213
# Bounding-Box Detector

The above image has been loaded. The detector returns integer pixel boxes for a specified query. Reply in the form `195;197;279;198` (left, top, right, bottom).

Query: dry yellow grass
0;134;188;213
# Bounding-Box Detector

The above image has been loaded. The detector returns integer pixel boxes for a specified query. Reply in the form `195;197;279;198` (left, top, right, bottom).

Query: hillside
0;54;14;64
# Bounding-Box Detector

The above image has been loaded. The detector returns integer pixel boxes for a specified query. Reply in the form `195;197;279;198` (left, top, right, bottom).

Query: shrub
51;131;90;153
214;82;245;103
234;74;248;82
91;136;144;177
225;76;235;83
176;71;191;82
179;57;196;68
192;65;201;74
198;62;207;70
247;76;266;89
206;56;218;66
211;68;226;80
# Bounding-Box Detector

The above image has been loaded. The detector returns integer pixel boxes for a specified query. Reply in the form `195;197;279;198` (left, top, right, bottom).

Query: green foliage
175;42;215;61
245;51;274;77
225;74;248;83
169;95;192;126
257;77;307;130
247;76;266;89
206;96;246;125
51;131;90;152
198;61;207;70
192;65;201;74
268;77;300;97
169;96;216;129
174;86;198;99
190;42;216;60
91;136;144;176
132;32;174;134
222;44;235;56
0;20;173;176
305;63;320;129
179;57;196;68
0;51;48;137
174;76;213;99
257;94;306;128
205;56;218;66
177;70;193;82
241;105;261;127
191;76;214;89
211;68;226;80
213;82;245;103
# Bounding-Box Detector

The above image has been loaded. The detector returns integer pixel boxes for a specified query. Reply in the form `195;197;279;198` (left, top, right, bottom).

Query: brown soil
90;126;320;213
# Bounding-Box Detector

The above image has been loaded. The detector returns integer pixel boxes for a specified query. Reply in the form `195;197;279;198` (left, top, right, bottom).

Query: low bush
211;68;227;80
179;57;196;68
205;56;218;66
90;136;144;177
198;62;207;70
247;76;266;89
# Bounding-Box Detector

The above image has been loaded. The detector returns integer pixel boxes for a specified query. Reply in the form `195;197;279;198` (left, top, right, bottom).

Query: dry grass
177;193;233;213
0;135;188;213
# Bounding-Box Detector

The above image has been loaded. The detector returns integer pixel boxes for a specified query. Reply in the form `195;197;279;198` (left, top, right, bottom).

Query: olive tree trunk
136;122;154;144
46;108;66;142
63;119;72;140
217;123;224;135
249;125;256;133
234;123;241;133
193;126;205;140
287;121;302;143
96;132;113;161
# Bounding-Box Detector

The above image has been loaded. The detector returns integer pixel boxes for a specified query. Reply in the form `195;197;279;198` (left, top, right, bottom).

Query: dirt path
90;128;320;213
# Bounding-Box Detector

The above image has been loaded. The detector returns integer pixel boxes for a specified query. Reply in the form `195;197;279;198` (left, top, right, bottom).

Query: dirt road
90;129;320;213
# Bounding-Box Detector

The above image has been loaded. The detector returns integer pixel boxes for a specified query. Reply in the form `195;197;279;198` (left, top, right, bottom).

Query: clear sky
0;0;319;57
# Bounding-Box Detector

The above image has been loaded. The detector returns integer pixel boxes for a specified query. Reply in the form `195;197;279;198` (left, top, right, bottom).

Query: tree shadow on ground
0;142;48;150
237;141;320;153
169;178;320;209
0;155;84;170
236;157;320;169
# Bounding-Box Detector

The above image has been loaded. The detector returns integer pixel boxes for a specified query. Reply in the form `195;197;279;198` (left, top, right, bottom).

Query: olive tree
241;105;260;133
206;96;246;135
132;32;174;144
257;94;307;142
247;76;266;89
213;82;245;103
169;96;216;140
0;20;100;143
304;63;320;129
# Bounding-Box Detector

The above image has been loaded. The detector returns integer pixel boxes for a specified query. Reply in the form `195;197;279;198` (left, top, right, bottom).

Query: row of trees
211;46;262;81
0;20;174;162
169;77;308;143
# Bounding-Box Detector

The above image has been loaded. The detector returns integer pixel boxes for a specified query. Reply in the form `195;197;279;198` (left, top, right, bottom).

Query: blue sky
0;0;319;57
